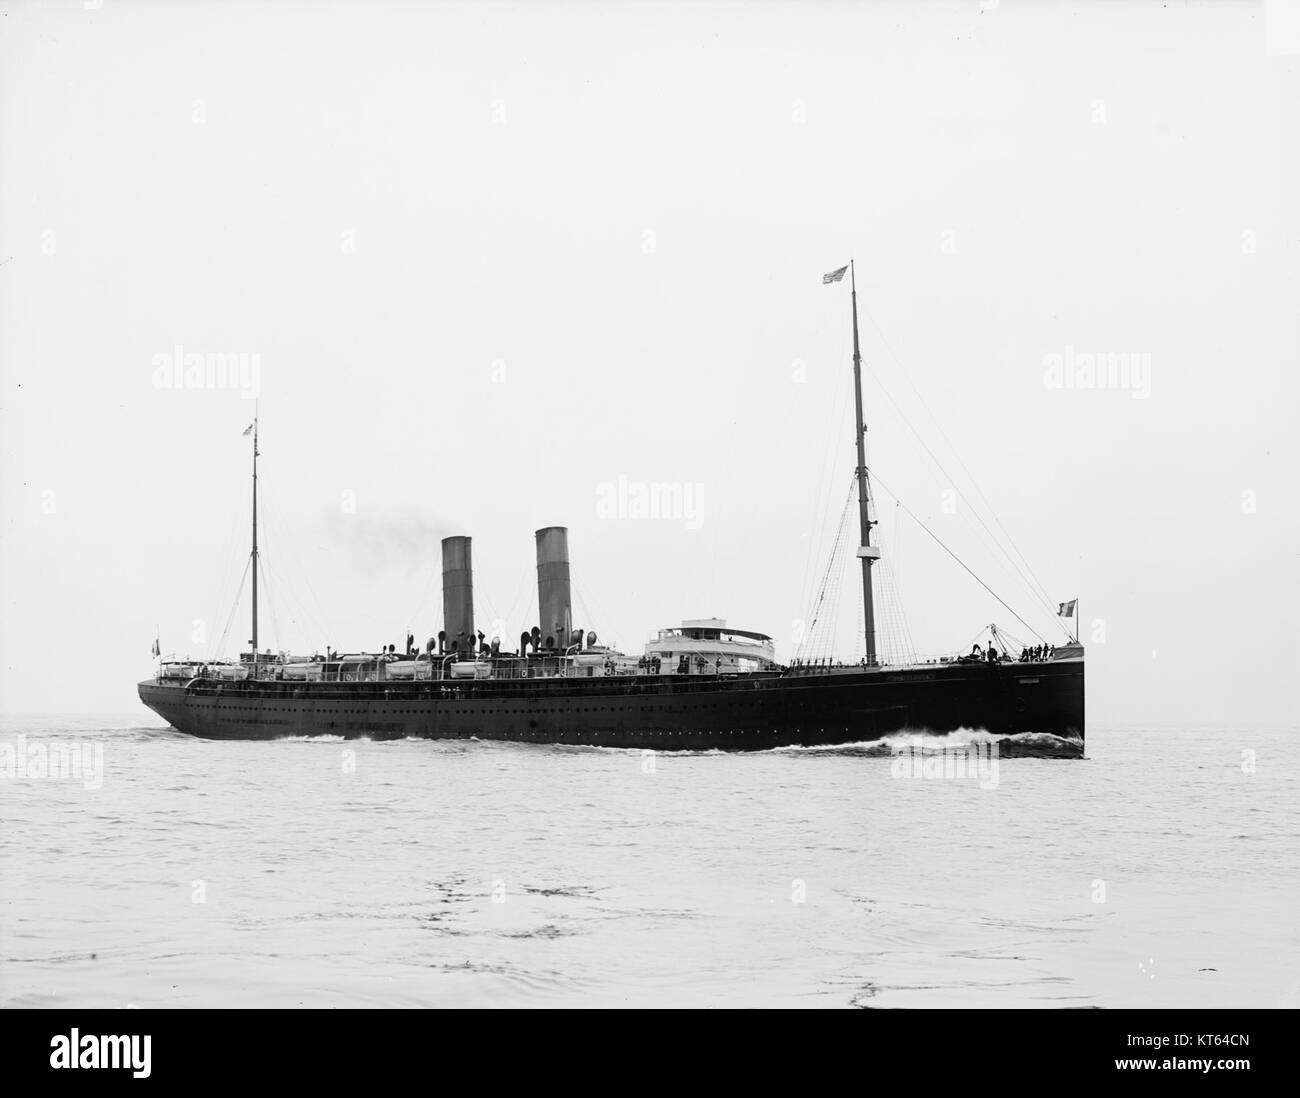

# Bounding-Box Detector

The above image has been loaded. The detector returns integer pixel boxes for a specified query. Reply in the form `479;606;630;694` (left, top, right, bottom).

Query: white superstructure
642;618;777;675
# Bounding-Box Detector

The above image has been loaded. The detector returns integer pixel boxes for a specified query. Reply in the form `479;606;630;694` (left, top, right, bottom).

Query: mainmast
849;260;879;666
250;412;259;668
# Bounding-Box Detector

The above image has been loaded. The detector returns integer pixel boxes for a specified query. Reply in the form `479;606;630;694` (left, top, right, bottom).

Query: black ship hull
138;656;1083;750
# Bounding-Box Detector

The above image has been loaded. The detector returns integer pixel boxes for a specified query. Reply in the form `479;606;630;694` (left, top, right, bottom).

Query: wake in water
12;721;1080;758
234;727;1081;758
769;728;1084;759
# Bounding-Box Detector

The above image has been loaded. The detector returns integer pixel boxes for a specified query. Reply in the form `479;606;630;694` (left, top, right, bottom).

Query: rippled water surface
2;715;1296;1008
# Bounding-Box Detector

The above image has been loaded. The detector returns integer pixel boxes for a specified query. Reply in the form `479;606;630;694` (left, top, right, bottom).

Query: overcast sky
1;1;1296;723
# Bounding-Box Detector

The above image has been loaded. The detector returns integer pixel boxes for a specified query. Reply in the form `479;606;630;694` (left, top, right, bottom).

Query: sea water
1;715;1295;1008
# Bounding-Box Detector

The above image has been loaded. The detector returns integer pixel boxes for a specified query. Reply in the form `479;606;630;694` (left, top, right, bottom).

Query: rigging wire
885;499;919;663
258;554;283;654
816;520;849;664
570;571;610;646
856;308;1061;625
260;479;335;651
866;467;1050;644
865;308;1059;613
863;366;1060;625
797;348;855;630
267;517;330;647
214;555;252;657
876;554;915;666
502;567;532;637
205;502;246;659
258;492;308;653
520;582;539;646
796;474;856;663
405;561;440;641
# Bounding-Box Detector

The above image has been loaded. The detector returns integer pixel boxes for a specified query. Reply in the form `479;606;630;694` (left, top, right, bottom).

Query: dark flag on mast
823;264;848;284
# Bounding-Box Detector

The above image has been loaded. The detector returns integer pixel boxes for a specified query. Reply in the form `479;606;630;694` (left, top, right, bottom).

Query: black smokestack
535;526;572;651
441;536;474;654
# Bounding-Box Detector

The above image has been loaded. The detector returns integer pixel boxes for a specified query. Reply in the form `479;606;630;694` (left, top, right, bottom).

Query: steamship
139;263;1084;749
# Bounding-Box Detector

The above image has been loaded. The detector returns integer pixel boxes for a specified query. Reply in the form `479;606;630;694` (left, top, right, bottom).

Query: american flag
823;264;848;284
